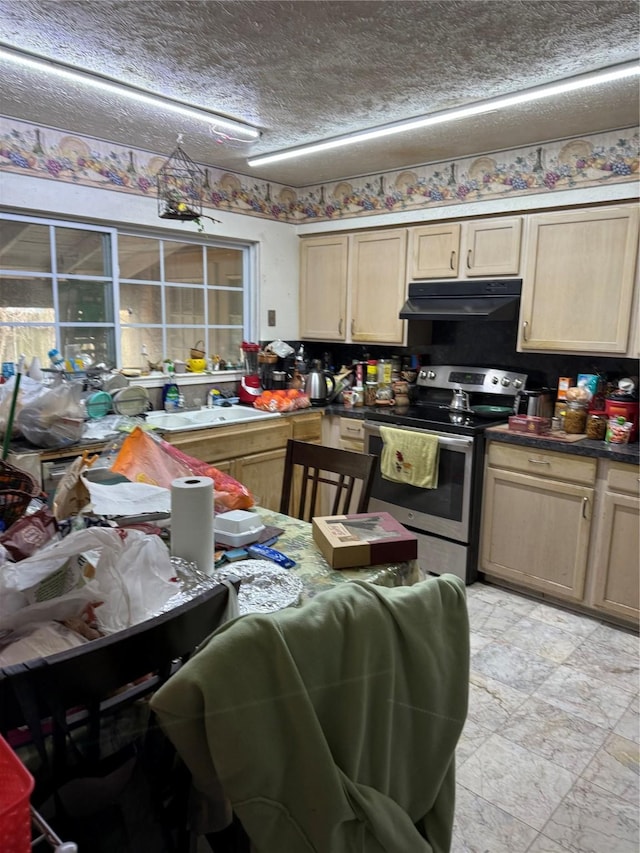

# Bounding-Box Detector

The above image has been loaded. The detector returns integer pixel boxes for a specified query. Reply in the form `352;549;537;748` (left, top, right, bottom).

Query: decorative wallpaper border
1;117;638;224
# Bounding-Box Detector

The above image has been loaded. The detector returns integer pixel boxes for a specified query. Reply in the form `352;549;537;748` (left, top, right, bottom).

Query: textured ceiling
0;0;638;187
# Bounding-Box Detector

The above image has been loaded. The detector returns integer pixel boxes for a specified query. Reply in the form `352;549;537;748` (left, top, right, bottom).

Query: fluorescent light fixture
0;43;260;141
248;62;640;167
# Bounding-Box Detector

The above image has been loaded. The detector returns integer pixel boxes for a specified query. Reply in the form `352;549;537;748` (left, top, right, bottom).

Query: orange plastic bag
111;427;254;512
161;440;255;511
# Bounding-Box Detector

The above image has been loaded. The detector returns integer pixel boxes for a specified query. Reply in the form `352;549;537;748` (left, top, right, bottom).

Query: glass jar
377;359;392;385
605;416;632;445
564;401;587;434
586;411;607;441
364;381;378;407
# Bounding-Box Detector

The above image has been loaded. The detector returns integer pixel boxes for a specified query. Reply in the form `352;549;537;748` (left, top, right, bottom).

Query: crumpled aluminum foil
214;560;303;614
153;556;303;616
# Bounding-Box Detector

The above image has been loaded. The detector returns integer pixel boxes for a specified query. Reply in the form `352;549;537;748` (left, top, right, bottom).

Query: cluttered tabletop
0;419;420;668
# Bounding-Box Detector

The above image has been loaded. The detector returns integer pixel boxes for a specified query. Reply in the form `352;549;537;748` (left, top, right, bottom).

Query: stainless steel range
363;364;528;584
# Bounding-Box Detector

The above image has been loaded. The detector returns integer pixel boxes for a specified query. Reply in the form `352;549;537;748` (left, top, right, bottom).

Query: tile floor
452;581;639;853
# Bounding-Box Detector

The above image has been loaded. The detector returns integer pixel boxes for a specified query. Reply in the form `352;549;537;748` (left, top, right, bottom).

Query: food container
214;510;265;547
563;401;587;434
556;377;573;400
585;411;607;441
364;382;377;407
605;416;633;445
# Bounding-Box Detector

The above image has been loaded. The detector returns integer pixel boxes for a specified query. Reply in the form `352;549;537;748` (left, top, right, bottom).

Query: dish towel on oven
379;425;440;489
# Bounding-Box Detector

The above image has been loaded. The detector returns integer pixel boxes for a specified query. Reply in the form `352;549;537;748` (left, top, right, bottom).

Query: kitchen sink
145;405;282;432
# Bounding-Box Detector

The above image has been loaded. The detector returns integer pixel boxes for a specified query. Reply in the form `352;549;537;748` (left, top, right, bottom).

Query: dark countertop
484;425;639;465
320;404;639;466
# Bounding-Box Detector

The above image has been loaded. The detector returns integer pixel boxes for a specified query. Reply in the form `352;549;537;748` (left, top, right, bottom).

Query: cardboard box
508;415;551;435
556;377;573;400
312;511;418;569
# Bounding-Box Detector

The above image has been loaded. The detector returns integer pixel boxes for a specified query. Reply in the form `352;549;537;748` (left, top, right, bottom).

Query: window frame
0;212;256;368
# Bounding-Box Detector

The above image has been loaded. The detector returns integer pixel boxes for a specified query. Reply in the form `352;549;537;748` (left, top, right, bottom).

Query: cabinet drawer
166;419;291;464
488;441;597;485
291;411;323;442
339;417;364;442
604;460;640;495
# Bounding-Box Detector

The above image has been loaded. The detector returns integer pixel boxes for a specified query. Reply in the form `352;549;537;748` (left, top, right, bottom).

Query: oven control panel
417;365;527;396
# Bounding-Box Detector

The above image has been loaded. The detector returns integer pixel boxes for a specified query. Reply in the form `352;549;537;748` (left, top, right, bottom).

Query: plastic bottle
48;348;65;370
162;376;181;411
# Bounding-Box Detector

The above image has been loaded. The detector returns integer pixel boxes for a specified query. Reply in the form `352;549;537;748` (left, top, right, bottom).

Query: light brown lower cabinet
164;412;323;512
481;442;639;626
587;461;639;623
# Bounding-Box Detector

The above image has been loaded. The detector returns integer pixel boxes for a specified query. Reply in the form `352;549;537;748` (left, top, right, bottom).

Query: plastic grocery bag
0;526;176;634
111;426;254;511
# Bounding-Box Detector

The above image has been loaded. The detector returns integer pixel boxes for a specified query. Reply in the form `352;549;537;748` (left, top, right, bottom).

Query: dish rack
0;735;77;852
0;460;44;531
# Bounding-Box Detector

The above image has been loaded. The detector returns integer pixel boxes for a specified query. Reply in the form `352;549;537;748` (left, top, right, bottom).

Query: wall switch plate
267;309;276;326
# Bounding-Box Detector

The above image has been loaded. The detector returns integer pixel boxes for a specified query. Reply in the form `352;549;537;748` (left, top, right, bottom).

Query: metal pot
304;361;336;406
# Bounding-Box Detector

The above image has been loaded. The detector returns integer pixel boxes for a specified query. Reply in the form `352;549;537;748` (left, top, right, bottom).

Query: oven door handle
364;422;473;449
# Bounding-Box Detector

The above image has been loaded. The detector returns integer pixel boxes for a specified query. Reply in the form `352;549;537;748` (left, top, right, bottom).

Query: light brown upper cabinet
460;217;522;276
518;204;639;354
299;229;408;345
407;217;522;280
299;234;349;341
407;222;461;278
348;229;407;344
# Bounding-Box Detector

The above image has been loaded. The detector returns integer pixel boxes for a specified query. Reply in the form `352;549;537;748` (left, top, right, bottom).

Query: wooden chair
279;438;376;521
0;579;239;853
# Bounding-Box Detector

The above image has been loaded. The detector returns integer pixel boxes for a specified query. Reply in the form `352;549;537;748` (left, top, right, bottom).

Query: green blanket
151;575;469;852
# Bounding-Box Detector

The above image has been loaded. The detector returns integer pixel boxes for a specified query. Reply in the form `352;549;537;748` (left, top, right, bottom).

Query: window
0;213;251;370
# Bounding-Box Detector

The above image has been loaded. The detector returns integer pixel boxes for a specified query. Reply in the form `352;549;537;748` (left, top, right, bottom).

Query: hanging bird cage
157;143;204;221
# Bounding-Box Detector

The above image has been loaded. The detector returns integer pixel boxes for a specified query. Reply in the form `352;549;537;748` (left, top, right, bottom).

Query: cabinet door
590;490;640;623
480;467;592;601
299;235;348;340
232;448;287;512
462;217;522;276
408;223;460;279
519;205;639;353
349;230;407;344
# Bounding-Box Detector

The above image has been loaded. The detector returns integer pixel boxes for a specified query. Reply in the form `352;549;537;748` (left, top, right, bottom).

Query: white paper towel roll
170;476;215;575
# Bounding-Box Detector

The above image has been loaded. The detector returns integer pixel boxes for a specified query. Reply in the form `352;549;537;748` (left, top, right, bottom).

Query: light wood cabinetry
407;217;522;279
407;222;460;279
338;416;365;452
299;234;348;341
349;230;407;343
588;461;639;624
518;204;639;354
480;443;596;602
460;217;522;276
299;230;408;345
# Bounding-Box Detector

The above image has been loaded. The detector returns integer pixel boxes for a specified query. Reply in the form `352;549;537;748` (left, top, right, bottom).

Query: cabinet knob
450;250;456;270
522;320;529;342
338;318;343;335
467;249;472;269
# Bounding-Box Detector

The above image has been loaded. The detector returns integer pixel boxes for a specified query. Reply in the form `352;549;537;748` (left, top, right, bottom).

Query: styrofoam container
214;510;265;547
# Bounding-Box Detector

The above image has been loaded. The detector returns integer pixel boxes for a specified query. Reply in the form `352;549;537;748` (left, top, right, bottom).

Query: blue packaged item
247;543;296;569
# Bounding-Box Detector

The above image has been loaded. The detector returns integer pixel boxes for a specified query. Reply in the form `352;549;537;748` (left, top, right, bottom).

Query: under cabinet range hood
399;279;522;321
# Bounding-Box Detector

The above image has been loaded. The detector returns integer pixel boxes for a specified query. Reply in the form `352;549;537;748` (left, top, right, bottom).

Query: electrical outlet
267;309;276;326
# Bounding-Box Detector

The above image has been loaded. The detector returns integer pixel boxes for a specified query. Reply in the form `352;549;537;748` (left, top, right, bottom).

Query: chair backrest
279;438;376;521
0;579;237;765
